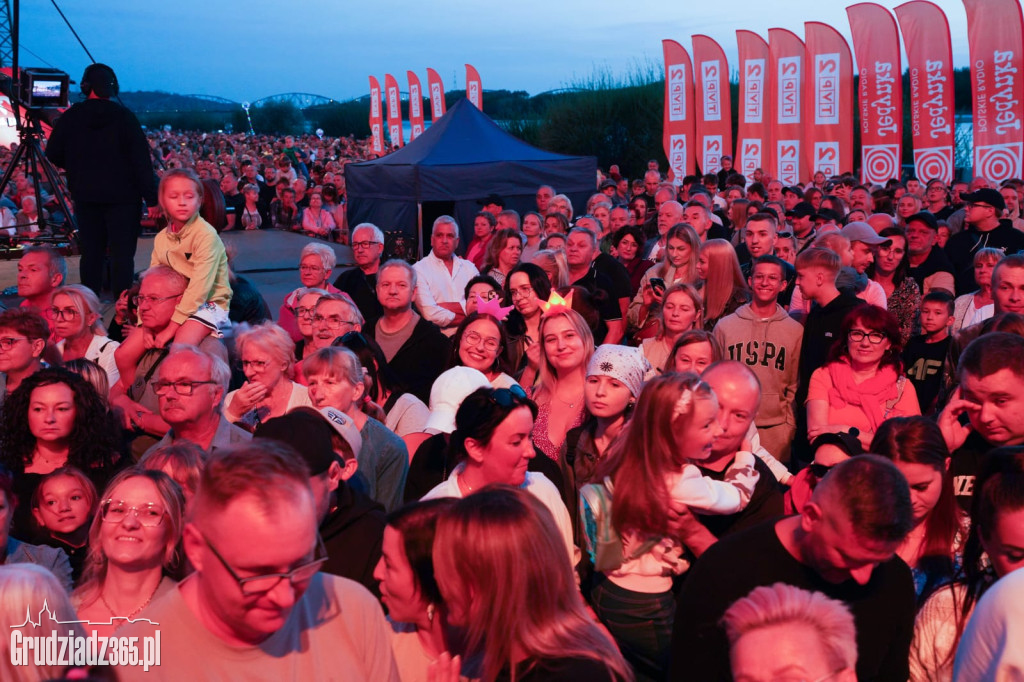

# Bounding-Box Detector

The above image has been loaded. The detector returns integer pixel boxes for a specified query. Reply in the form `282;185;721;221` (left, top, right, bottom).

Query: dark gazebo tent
345;98;596;253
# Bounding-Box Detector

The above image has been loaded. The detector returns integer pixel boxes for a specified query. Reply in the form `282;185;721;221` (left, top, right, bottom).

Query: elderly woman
223;321;311;431
73;468;184;637
807;304;921;449
50;284;121;389
290;287;328;362
277;242;341;342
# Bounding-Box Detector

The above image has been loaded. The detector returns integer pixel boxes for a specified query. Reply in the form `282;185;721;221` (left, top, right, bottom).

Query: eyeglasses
133;294;179;307
463;330;501;351
238;359;269;372
847;329;887;344
202;533;328;597
313;314;358;330
101;500;167;527
151;380;218;396
351;240;381;250
509;286;535;300
299;265;324;273
0;336;29;351
46;307;80;321
967;202;994;210
294;306;315;318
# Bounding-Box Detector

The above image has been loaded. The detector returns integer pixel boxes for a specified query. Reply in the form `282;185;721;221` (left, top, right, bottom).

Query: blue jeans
590;576;675;682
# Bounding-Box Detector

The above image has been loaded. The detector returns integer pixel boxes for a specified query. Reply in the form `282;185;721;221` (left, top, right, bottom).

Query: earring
426;603;435;623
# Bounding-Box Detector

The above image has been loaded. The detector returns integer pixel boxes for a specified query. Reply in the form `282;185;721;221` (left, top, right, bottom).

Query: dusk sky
16;0;983;104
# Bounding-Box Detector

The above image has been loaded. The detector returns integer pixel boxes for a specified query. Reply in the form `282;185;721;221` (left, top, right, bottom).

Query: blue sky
16;0;981;103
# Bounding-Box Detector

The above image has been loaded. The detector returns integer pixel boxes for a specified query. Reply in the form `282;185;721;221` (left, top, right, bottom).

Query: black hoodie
46;98;158;205
319;483;386;597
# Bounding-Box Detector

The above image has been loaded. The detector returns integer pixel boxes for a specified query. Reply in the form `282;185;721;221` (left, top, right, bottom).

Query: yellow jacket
150;215;232;325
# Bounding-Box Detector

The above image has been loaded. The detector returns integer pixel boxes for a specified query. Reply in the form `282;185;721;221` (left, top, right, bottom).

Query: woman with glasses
807;304;921;449
74;468;184;638
503;263;552;387
222;322;311;432
289;287;328;363
278;243;341;343
50;284;121;390
0;367;124;540
447;312;518;390
421;386;575;565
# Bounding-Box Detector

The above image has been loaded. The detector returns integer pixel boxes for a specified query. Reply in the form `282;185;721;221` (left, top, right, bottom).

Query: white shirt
422;467;576;565
56;334;120;389
953;567;1024;681
412;250;479;330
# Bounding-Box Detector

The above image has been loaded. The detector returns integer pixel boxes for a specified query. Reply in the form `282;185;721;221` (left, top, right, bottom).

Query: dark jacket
334;267;383;330
946;219;1024;294
372;317;450;404
46;98;158;205
319;483;387;597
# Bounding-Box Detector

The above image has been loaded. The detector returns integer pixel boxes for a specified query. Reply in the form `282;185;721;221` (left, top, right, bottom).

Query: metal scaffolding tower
0;0;11;68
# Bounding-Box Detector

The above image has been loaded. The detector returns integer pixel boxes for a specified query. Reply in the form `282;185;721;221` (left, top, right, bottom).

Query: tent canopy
346;98;596;247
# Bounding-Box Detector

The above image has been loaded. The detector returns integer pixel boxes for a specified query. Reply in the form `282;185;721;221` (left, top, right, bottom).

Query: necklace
554;392;578;409
101;581;161;621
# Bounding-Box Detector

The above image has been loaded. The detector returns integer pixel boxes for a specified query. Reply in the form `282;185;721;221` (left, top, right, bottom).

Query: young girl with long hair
582;374;760;681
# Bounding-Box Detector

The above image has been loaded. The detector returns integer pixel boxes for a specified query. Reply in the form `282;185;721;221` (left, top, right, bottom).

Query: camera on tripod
19;68;70;110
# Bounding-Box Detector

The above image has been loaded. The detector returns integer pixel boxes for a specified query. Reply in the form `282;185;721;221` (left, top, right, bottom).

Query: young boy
114;169;232;390
902;291;954;414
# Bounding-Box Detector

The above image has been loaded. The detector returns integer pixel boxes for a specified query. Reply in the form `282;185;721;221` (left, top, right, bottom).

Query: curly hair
0;367;121;475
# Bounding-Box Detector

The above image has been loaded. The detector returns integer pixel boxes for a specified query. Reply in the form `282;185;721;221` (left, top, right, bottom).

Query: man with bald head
120;441;399;680
669;455;916;682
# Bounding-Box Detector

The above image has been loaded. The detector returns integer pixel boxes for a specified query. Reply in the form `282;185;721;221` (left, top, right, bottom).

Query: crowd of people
2;124;1024;682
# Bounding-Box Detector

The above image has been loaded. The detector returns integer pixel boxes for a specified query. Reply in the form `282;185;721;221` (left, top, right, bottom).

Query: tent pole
417;202;424;259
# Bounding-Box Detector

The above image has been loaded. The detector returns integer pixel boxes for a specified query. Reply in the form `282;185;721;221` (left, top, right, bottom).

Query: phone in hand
651;277;666;295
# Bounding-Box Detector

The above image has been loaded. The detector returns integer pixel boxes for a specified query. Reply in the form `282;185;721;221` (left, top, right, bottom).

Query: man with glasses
412;215;479;335
334;222;385;329
120;441;399;680
310;293;363;351
111;266;229;456
945;188;1024;295
144;345;250;457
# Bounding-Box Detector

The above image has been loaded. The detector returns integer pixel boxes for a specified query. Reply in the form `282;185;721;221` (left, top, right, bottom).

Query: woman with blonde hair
531;249;570;289
628;224;700;338
432;486;633;682
528;307;595;462
696;239;750;331
73;467;185;638
951;247;1003;333
640;283;702;374
0;564;84;682
50;284;120;389
223;321;311;431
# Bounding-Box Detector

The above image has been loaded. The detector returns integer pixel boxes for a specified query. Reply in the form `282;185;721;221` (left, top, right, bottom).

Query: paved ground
0;230;354;322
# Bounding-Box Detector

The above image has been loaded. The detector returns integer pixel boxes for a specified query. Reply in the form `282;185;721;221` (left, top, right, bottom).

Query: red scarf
826;360;900;432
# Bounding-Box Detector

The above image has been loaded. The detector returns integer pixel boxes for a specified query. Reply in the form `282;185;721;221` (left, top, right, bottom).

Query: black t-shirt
593;252;632;302
695;455;784;539
668;520;915;682
902;334;951;414
950;431;998;513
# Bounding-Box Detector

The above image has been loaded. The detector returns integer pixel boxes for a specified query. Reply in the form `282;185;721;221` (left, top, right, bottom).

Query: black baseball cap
786;201;816;219
962;188;1006;213
906;211;939;230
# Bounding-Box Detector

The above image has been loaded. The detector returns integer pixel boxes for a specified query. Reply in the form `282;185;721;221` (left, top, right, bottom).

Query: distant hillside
113;91;239;113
